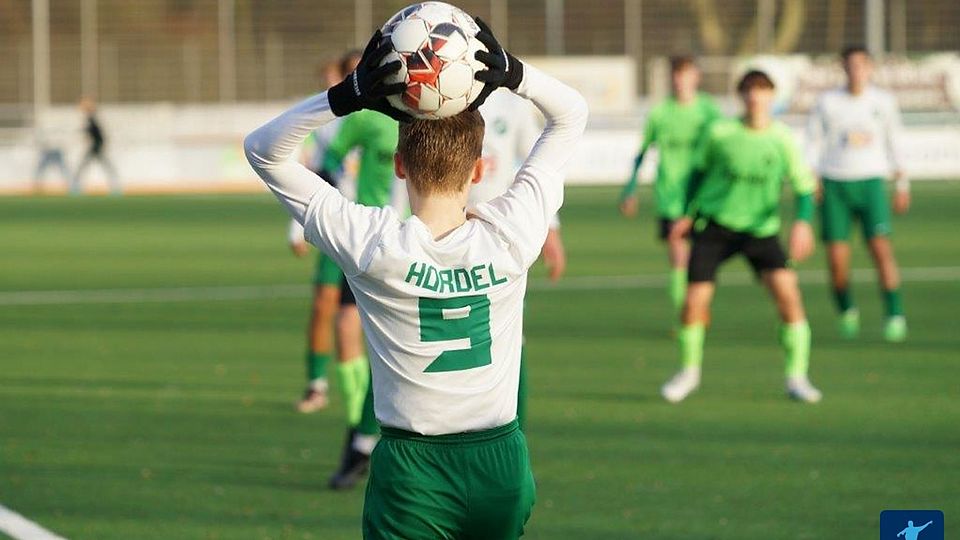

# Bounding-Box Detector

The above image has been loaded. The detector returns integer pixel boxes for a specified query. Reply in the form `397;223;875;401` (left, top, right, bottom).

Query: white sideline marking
528;266;960;292
0;504;67;540
0;266;958;306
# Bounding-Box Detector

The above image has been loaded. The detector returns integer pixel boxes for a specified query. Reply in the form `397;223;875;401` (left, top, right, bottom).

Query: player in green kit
322;105;400;489
246;18;587;537
662;70;822;404
620;56;722;317
290;55;354;414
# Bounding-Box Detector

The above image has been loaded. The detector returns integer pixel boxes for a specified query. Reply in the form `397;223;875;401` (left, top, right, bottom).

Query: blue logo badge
880;510;943;540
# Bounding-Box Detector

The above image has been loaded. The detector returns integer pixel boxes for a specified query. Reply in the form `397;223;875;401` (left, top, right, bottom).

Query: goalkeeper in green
620;56;721;317
662;70;822;404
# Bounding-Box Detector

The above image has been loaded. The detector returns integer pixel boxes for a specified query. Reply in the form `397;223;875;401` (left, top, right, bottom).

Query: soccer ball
380;2;488;119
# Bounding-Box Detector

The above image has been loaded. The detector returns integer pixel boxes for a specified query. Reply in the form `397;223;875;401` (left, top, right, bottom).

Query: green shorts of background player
820;177;907;341
619;56;721;318
661;70;822;405
363;420;535;540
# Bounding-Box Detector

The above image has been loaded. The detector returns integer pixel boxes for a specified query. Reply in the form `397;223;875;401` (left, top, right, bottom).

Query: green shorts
362;419;535;540
820;177;892;242
312;253;343;286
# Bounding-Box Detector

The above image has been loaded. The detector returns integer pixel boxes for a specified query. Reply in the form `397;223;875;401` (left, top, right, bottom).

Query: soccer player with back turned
620;56;721;318
245;19;587;539
806;46;909;342
661;70;822;404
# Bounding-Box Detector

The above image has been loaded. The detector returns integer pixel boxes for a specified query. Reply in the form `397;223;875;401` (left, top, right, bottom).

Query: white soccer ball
380;2;488;120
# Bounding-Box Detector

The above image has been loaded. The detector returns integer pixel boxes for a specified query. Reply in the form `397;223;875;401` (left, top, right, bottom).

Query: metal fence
1;0;959;109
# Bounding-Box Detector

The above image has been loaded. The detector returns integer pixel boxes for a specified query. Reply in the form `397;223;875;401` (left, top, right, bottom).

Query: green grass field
1;184;958;540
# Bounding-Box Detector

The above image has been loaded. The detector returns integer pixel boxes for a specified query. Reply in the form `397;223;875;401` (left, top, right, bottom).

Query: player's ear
470;157;484;185
394;152;407;180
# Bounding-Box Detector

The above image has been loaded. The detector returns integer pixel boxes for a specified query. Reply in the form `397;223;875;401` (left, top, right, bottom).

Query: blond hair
397;110;485;195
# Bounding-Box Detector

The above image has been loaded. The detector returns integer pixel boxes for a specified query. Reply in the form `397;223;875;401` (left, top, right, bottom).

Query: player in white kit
806;46;909;342
245;20;587;539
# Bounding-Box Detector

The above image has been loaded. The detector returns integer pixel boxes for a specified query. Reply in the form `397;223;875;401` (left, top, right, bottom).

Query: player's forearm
682;169;705;215
244;92;339;222
794;193;814;222
288;218;305;244
513;64;589;174
620;151;645;200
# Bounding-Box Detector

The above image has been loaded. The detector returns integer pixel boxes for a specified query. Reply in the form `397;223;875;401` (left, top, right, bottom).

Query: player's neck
408;190;469;240
743;113;771;130
674;90;696;104
847;82;867;96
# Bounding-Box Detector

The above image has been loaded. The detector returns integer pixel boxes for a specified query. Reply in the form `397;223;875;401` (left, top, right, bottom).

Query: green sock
781;320;812;378
348;356;369;426
306;351;331;384
356;371;379;436
678;324;705;370
832;287;854;313
517;348;528;431
669;268;687;314
335;362;360;426
883;288;904;317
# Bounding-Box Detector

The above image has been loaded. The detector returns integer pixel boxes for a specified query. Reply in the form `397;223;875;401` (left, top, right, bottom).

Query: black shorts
339;275;357;306
688;220;788;283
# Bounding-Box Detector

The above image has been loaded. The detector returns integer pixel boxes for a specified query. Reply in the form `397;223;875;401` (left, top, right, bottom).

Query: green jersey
689;118;814;237
622;93;722;219
323;110;398;207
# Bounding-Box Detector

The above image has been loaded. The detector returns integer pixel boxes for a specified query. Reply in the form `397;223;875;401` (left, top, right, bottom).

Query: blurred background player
32;112;71;194
619;56;721;318
475;88;567;429
663;70;821;404
806;46;909;342
289;55;354;414
321;68;400;491
72;97;120;195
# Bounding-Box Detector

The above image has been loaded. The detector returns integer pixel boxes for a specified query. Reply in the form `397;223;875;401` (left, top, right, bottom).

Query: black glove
469;17;523;111
327;30;413;122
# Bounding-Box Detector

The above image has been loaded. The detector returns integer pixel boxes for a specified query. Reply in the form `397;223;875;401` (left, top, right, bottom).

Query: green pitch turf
1;184;958;539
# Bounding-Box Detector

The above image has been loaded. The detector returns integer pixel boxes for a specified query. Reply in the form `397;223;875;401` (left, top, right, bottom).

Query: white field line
0;266;958;306
0;504;67;540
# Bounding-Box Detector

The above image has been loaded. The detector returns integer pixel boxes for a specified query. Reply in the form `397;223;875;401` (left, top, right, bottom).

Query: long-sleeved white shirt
245;65;587;435
806;86;907;187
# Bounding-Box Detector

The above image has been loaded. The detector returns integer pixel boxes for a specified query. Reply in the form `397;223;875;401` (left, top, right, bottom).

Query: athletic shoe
838;308;860;339
786;376;822;403
884;316;907;343
661;368;701;403
328;430;371;491
296;387;328;413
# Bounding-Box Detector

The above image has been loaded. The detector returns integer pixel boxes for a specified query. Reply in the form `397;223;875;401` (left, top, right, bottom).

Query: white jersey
806;86;906;182
245;65;587;435
473;91;540;204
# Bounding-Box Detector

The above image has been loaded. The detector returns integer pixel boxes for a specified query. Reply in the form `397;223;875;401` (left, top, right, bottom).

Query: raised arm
245;30;409;274
513;65;589;187
467;17;587;267
244;92;340;224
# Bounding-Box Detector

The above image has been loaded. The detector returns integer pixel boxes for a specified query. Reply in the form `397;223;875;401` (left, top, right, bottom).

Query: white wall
5;102;960;195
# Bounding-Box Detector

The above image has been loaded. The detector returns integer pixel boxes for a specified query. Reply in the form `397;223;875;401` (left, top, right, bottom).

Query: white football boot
786;375;822;403
661;368;701;403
